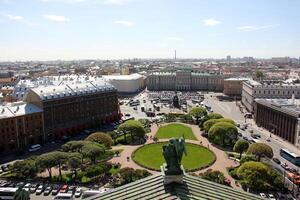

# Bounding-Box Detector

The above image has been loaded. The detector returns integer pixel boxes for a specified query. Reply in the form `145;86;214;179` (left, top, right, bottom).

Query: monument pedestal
161;163;185;185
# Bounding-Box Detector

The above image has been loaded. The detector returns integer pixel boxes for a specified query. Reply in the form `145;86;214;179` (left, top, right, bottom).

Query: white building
102;73;146;94
242;80;300;112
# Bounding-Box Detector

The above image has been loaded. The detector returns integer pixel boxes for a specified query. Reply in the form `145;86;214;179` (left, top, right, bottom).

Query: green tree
36;153;57;179
200;170;226;185
86;132;113;148
62;140;86;153
108;131;118;145
189;107;207;124
117;167;151;185
208;122;238;147
52;151;68;181
203;118;235;132
11;157;37;178
247;143;273;161
233;139;249;159
255;70;264;80
14;188;30;200
82;143;105;164
118;120;146;142
68;152;82;178
138;118;151;128
199;113;223;128
237;161;269;190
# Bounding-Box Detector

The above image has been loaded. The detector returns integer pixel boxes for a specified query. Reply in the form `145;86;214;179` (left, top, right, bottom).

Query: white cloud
237;24;279;32
114;20;135;27
2;14;24;21
203;18;221;26
167;37;184;41
42;14;70;22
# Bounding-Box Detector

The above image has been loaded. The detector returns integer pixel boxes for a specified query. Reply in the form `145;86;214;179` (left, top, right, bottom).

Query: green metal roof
87;174;262;200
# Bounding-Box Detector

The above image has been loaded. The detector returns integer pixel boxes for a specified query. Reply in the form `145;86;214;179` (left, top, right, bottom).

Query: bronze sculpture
162;137;187;175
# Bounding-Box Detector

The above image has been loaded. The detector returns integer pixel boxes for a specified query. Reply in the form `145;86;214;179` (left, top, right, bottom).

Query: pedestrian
207;144;210;149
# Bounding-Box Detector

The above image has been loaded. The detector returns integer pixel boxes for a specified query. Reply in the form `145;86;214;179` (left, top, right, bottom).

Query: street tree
208;122;238;147
52;151;68;181
200;170;226;185
36;152;57;179
68;152;82;178
189;107;207;124
118;120;146;142
62;140;87;153
203;118;235;132
233;139;249;159
86;132;113;148
82;143;105;164
11;157;37;178
247;143;273;161
14;188;30;200
199;113;223;128
237;161;269;190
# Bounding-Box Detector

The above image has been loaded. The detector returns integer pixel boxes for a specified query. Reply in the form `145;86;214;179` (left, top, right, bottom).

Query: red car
59;185;69;193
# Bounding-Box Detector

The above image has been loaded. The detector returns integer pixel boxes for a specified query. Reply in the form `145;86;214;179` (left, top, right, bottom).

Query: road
203;93;300;172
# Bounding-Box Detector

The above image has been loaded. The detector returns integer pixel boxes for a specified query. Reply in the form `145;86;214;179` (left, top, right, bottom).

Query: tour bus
28;144;41;152
0;187;18;200
54;193;74;200
280;148;300;166
81;190;102;199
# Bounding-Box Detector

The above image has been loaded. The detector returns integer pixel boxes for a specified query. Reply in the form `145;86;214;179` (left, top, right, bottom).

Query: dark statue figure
173;93;180;108
162;137;187;175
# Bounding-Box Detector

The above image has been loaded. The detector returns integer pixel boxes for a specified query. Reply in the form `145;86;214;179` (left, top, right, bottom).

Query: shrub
86;132;113;148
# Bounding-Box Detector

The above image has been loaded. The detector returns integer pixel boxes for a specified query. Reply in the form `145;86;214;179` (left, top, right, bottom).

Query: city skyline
1;0;300;61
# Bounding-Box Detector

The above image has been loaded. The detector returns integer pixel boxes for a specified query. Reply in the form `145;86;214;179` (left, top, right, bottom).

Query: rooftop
88;174;261;200
0;101;43;119
103;73;144;80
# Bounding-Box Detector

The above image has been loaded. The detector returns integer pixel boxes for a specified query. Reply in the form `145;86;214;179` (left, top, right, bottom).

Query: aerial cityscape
1;0;300;200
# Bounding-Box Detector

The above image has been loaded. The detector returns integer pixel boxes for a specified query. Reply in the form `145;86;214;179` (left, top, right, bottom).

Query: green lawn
133;143;215;171
155;123;197;140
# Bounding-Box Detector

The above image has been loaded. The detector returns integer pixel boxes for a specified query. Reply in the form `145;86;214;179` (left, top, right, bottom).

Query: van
28;144;41;152
54;193;73;200
81;190;102;199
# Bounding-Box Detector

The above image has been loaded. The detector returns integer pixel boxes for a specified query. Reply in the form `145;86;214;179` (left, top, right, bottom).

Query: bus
0;187;18;200
280;149;300;166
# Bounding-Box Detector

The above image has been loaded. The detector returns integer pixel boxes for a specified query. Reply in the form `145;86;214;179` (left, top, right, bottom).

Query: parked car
272;157;281;165
29;184;39;193
44;186;52;196
28;144;41;152
268;194;276;200
68;186;76;195
259;193;267;198
201;132;208;138
59;184;69;193
16;182;25;189
36;185;45;195
74;188;82;198
281;163;290;170
23;183;31;192
52;185;61;196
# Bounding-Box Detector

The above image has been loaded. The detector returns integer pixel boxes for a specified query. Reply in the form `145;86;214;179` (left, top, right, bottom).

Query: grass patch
155;123;197;140
133;143;215;171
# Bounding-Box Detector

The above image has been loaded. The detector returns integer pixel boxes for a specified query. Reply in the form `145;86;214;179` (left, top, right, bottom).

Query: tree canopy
247;143;273;161
11;157;37;178
86;132;113;148
82;143;105;164
199;113;223;128
233;139;249;159
203;118;235;133
237;161;282;190
118;120;146;142
200;170;226;185
208;122;238;147
189;107;207;123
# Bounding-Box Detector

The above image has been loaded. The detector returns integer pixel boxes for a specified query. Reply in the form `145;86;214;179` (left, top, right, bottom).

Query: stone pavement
109;123;240;188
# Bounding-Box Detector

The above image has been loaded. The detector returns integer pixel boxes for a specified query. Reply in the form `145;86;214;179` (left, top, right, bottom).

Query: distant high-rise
174;50;177;60
226;55;231;63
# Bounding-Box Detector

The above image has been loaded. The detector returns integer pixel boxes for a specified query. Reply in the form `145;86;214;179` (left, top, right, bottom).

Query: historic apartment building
25;80;119;141
254;99;300;147
0;102;44;153
242;80;300;112
223;78;249;96
147;71;224;91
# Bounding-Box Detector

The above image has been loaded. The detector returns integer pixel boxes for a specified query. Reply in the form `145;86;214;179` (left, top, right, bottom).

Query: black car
44;186;52;196
16;182;25;189
68;186;76;194
272;157;281;164
52;185;61;196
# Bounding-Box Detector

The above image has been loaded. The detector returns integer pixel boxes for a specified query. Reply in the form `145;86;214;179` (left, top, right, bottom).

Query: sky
0;0;300;61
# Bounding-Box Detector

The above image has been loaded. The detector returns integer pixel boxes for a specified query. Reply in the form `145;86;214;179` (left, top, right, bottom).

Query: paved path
109;123;240;188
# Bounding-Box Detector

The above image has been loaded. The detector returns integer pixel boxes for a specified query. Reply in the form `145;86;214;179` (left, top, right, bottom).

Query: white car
74;188;82;198
268;194;276;200
259;193;267;198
